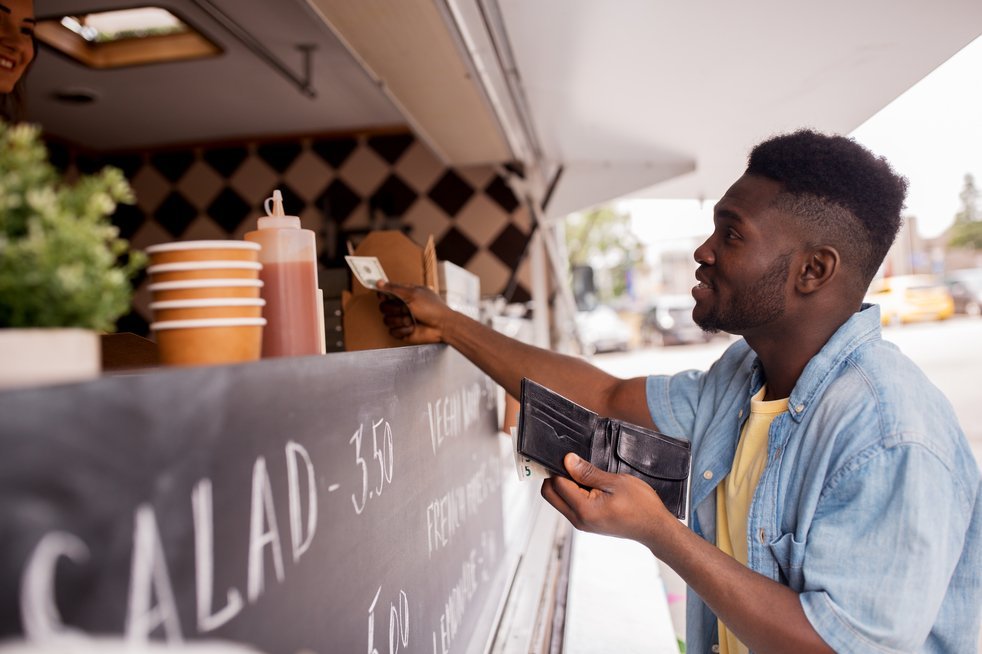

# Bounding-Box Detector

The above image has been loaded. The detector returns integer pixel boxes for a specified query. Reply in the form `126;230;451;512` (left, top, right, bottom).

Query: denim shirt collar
748;304;882;423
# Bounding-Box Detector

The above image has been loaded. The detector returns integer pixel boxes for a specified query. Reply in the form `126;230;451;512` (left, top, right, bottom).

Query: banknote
511;426;550;482
345;256;389;290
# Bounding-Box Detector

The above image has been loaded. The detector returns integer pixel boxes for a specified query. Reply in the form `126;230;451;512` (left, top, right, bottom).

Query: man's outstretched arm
377;282;653;428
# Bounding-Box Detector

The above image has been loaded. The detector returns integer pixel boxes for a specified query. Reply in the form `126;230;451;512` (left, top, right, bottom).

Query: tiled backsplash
48;130;535;336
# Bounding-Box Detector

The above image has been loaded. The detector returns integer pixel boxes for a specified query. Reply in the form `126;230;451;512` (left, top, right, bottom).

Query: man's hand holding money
345;255;448;344
376;282;451;345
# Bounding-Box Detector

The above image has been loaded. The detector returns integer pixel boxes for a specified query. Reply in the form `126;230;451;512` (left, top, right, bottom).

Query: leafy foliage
948;173;981;250
565;206;644;300
0;121;146;330
948;221;982;249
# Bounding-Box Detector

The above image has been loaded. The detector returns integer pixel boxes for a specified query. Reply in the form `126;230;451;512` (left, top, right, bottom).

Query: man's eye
20;27;34;37
726;229;740;240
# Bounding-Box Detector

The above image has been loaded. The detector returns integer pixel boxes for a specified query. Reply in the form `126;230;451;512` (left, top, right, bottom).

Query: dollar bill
345;256;389;290
511;426;550;482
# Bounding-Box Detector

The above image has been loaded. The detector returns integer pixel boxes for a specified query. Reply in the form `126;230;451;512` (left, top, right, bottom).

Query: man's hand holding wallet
516;378;691;519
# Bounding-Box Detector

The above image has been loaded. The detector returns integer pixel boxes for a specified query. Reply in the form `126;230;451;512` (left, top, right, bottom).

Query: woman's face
0;0;35;93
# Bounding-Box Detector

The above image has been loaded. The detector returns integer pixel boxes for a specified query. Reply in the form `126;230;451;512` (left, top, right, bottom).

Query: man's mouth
694;271;714;291
0;57;16;70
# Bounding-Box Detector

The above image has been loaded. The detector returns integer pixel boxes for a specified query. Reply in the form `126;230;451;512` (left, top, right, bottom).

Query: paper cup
150;298;266;322
148;260;262;283
146;240;261;265
152;318;266;366
148;279;264;301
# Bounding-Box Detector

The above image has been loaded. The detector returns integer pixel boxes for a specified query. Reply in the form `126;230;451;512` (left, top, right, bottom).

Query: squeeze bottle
245;190;322;357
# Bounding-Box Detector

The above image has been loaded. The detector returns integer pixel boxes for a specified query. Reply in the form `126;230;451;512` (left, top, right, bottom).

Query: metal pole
190;0;317;99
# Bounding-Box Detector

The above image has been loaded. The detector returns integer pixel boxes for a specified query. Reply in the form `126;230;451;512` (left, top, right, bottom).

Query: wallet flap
614;423;690;481
518;379;599;478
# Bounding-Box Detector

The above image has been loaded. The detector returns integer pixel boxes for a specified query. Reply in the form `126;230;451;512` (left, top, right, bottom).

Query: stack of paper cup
145;240;266;366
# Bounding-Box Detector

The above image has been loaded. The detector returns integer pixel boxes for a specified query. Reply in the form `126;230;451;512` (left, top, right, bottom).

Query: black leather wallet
517;378;691;518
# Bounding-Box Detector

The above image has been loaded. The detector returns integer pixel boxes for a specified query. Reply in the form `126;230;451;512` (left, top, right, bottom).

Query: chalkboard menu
0;345;506;653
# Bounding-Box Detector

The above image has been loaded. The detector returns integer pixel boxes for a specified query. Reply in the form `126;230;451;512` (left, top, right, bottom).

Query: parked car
864;274;955;325
944;268;982;316
575;305;631;354
640;295;712;346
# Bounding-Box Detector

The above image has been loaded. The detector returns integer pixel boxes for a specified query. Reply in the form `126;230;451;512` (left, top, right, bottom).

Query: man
378;130;982;653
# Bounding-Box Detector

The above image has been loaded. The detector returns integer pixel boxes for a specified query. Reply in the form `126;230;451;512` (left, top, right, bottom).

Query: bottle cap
258;189;300;229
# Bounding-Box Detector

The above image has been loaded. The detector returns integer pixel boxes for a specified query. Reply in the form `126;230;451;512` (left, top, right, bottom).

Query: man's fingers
377;281;413;301
382;314;413;328
540;478;583;529
376;284;419;339
563;453;616;491
373;282;445;345
547;471;594;513
387;324;442;343
377;299;409;316
388;326;415;339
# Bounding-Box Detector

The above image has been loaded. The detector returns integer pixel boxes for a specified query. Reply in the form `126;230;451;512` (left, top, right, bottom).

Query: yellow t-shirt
715;386;788;654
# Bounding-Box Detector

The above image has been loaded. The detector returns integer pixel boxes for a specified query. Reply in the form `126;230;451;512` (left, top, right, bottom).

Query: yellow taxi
865;274;955;326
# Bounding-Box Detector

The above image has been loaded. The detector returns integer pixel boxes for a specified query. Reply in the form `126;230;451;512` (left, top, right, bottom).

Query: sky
624;35;982;245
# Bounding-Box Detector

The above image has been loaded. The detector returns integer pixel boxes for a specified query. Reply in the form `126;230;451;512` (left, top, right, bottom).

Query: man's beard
695;253;792;334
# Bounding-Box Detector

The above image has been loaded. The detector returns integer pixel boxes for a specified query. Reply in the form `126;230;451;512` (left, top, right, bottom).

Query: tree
565;206;644;302
948;173;982;249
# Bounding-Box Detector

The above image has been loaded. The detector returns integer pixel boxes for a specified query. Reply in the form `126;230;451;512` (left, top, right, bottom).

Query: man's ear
796;246;839;294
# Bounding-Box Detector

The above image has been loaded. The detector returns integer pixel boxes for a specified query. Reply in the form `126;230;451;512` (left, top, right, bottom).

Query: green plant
0;120;146;330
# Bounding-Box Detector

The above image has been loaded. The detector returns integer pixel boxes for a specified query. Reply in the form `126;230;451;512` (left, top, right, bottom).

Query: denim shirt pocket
768;532;806;588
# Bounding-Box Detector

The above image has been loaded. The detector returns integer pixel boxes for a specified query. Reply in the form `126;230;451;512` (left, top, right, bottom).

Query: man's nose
693;238;714;265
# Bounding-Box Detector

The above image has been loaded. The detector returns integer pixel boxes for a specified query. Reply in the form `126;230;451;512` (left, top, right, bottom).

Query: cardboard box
342;231;438;351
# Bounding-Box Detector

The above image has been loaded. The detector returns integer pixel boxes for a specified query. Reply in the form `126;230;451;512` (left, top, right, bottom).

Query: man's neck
755;358;804;401
745;311;853;401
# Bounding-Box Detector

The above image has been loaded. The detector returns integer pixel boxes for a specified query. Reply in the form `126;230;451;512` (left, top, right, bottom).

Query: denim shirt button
738;409;744;418
795;403;805;413
758;528;766;544
711;645;720;653
703;470;714;480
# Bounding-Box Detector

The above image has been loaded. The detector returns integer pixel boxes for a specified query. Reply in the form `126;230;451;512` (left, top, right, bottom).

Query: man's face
691;174;801;336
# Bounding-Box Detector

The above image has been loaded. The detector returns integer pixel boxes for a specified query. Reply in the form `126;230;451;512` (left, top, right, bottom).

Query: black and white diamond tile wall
153;191;197;238
367;133;414;165
151;151;195;183
428;170;475;217
311;136;357;168
257;142;302;173
51;131;535;334
206;188;252;233
203;146;248;177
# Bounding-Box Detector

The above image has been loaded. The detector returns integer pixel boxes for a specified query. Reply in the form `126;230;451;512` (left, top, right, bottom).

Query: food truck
3;0;980;651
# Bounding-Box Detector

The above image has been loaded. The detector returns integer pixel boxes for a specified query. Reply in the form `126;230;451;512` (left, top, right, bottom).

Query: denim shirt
645;305;982;653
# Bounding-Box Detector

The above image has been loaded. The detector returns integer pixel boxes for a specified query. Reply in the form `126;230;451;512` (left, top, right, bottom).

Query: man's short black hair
746;129;908;291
